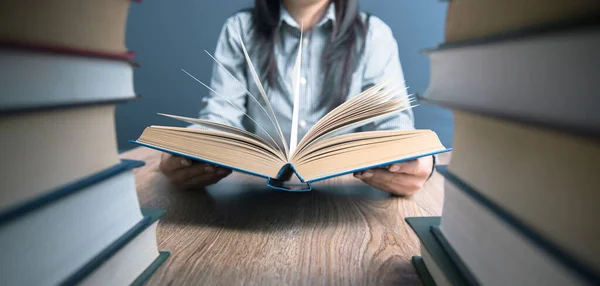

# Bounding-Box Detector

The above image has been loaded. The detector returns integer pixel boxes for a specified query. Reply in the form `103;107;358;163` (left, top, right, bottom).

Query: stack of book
0;1;169;285
407;0;600;285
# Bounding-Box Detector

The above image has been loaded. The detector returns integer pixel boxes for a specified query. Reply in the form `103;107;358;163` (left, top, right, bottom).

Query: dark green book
411;256;436;286
406;216;478;286
61;208;169;286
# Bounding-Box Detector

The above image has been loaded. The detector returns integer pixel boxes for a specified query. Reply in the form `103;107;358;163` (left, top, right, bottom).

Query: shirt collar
279;2;336;30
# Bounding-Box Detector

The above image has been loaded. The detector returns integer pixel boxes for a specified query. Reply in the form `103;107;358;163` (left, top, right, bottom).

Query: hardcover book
132;30;449;191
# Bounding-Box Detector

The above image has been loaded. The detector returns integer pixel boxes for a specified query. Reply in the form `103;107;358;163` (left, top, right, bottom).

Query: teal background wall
117;0;454;151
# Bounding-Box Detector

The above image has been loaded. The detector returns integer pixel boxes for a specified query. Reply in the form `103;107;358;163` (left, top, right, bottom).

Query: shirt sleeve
192;15;248;130
359;16;415;132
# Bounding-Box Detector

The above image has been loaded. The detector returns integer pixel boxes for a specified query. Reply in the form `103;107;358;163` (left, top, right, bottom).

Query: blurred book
0;160;164;285
0;0;169;284
0;0;134;54
63;209;169;286
443;0;600;43
0;46;136;111
0;104;121;213
410;0;600;285
406;217;476;286
423;24;600;136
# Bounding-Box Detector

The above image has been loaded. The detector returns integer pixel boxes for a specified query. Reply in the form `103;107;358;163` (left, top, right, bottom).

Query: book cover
0;40;136;62
60;209;169;285
405;216;477;285
421;23;600;137
0;47;138;111
436;165;600;285
411;256;436;286
131;27;451;191
130;139;450;192
131;251;170;286
0;159;144;225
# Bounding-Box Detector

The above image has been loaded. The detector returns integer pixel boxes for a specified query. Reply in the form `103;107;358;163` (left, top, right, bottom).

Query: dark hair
249;0;369;109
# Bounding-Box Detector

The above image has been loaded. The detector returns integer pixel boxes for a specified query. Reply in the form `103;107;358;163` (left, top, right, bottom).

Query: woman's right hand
159;152;232;190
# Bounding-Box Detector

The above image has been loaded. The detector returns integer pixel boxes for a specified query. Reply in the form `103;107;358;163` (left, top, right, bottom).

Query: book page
292;83;415;158
289;25;303;155
237;33;290;157
157;113;282;153
292;130;445;181
180;68;285;157
136;126;286;177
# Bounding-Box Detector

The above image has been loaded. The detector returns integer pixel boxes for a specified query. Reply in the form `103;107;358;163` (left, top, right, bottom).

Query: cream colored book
132;32;449;191
0;0;133;53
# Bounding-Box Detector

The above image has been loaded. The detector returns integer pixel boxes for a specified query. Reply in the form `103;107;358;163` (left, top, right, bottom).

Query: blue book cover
0;159;145;225
60;208;170;285
436;165;600;285
405;216;477;286
411;256;436;286
130;140;451;192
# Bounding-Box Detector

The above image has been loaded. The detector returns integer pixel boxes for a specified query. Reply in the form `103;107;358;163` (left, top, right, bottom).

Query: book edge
0;159;145;225
436;165;600;285
405;216;474;285
420;95;600;139
422;16;600;53
0;40;137;63
129;140;273;180
59;208;166;285
306;148;452;183
0;96;140;116
130;251;170;286
429;225;480;285
411;256;437;286
128;143;451;191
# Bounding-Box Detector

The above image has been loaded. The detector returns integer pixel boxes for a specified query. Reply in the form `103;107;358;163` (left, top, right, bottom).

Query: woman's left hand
353;156;434;196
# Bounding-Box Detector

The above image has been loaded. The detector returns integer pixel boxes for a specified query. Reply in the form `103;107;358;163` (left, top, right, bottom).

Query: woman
159;0;435;195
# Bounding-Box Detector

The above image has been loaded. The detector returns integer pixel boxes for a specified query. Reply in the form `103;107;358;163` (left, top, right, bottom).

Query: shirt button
300;77;307;85
299;120;307;128
303;38;309;45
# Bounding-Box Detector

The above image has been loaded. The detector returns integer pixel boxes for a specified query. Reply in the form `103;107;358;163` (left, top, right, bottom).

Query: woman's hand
159;152;232;190
353;156;434;196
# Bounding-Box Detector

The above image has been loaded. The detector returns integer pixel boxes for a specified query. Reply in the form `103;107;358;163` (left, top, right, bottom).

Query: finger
174;167;232;190
354;169;374;179
168;163;229;185
360;169;395;188
161;153;193;173
216;166;232;176
168;163;210;184
202;169;232;186
360;169;424;196
388;159;418;174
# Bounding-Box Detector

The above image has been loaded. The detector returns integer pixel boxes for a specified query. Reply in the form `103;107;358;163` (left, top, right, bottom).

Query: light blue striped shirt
197;3;414;144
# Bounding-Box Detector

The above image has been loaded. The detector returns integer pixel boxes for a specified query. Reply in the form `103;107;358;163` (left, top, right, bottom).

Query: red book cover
0;40;138;65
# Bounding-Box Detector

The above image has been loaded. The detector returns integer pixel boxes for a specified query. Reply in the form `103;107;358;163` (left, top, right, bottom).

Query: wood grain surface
120;147;450;285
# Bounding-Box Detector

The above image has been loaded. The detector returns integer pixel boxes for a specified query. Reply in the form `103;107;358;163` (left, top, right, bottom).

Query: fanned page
134;30;447;184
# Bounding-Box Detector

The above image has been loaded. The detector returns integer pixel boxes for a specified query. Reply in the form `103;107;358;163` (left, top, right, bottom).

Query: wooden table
120;147;450;285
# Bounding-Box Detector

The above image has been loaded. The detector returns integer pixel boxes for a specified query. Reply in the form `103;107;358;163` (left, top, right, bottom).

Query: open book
131;31;449;191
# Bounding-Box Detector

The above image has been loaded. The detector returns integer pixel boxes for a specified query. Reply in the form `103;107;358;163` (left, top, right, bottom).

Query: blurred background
116;0;454;152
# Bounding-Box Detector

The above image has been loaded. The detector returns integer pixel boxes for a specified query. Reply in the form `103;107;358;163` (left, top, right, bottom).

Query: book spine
130;252;170;286
0;159;145;225
436;165;600;285
405;217;476;286
0;40;137;63
411;256;437;286
59;208;167;285
0;96;139;116
430;226;480;286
